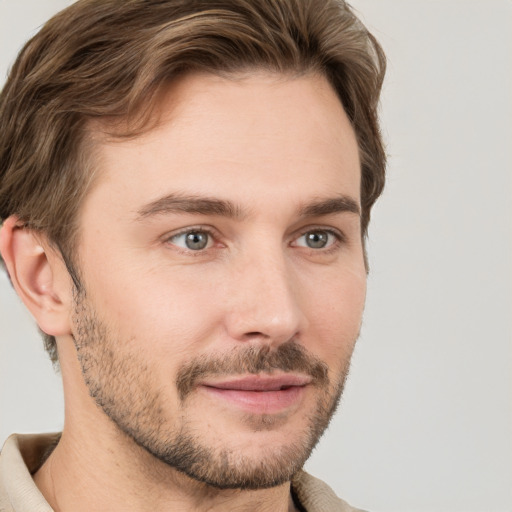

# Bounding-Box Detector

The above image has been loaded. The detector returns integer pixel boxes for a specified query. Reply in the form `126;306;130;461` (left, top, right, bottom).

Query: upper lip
200;374;312;392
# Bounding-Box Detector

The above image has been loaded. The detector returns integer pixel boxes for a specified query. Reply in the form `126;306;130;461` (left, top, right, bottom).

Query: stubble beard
71;289;353;490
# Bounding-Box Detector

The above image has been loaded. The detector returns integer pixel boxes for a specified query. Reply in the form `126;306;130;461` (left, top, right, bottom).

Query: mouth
198;374;311;414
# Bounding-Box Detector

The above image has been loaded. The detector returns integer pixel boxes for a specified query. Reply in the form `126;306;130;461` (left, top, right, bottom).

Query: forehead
86;71;361;218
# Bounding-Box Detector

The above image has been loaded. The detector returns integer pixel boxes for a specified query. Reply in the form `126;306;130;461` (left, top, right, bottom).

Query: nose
223;250;306;346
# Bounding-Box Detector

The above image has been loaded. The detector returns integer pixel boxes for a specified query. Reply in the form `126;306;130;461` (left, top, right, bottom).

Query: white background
1;1;511;511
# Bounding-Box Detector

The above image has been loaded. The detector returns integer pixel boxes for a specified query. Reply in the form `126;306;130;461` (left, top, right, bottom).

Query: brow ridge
136;192;360;221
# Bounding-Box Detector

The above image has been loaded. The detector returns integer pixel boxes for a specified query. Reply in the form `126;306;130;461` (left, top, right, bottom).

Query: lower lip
201;385;305;414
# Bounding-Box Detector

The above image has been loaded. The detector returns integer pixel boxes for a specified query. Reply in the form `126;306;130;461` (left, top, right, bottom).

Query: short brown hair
0;0;386;364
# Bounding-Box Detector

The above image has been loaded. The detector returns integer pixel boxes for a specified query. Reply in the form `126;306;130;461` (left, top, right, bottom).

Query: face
71;71;366;489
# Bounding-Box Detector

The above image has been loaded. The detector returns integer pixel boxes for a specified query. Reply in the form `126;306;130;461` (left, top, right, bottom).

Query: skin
1;71;366;511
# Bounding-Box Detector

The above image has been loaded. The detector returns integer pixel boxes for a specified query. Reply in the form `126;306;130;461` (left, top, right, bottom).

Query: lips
204;375;310;391
199;374;310;414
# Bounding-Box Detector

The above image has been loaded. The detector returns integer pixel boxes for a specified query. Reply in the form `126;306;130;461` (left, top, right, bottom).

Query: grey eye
185;231;209;250
304;231;329;248
170;230;211;250
294;230;337;249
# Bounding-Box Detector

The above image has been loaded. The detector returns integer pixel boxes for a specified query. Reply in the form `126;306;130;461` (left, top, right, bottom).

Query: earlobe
0;216;73;337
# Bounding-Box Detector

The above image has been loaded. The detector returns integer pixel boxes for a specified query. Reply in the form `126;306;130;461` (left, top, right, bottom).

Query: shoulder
0;433;59;512
291;470;367;512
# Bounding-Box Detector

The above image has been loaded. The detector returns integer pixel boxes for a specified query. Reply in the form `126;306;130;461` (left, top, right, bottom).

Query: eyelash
163;225;346;255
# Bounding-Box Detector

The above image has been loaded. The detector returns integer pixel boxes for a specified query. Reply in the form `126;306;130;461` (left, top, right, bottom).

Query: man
0;0;386;510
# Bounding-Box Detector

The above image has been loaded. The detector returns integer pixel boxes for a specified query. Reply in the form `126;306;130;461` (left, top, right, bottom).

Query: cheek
302;266;366;362
84;260;226;356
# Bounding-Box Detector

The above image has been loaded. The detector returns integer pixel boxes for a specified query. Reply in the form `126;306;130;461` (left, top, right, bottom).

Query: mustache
176;340;329;401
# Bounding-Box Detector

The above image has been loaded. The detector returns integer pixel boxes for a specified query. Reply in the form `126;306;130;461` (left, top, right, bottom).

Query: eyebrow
136;193;244;220
298;195;360;218
136;192;360;221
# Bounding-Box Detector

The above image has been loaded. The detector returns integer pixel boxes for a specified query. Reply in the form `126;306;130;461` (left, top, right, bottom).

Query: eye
169;230;212;251
294;229;338;249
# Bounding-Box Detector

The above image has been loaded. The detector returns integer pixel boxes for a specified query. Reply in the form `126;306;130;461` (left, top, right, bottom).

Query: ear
0;216;73;337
